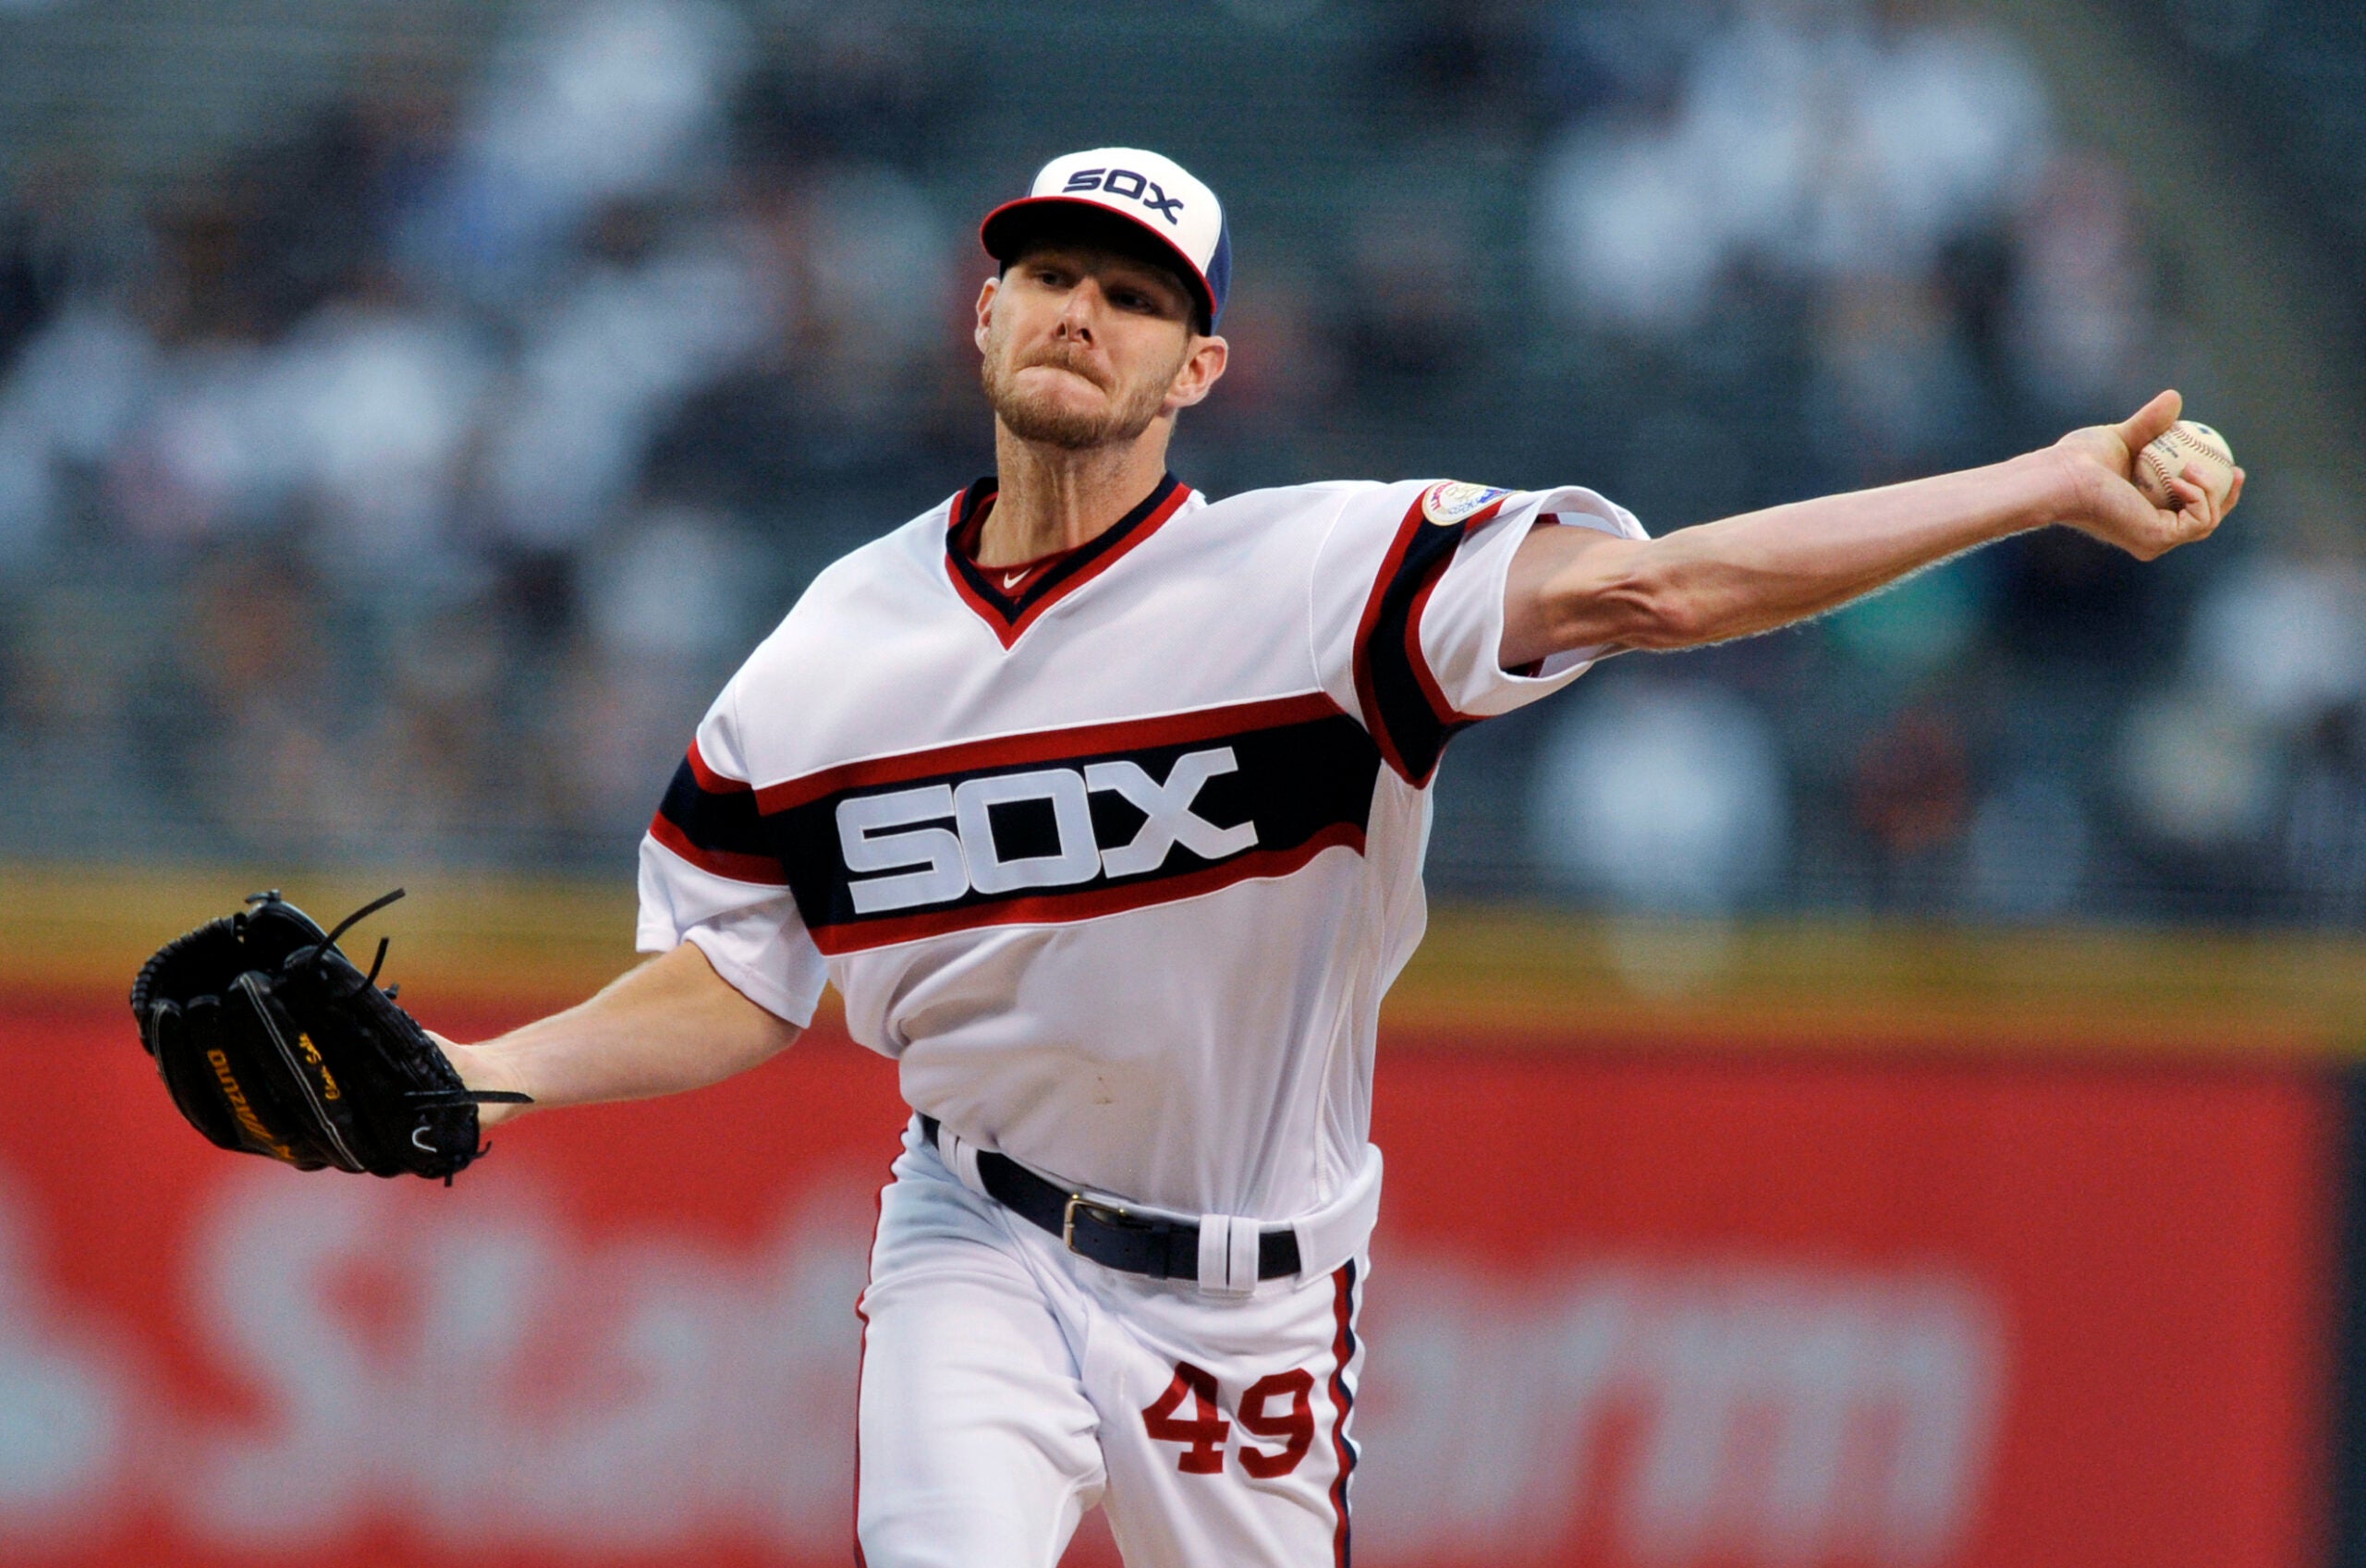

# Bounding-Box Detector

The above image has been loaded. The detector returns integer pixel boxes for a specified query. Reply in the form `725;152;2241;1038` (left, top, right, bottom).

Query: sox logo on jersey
654;691;1387;954
837;747;1255;914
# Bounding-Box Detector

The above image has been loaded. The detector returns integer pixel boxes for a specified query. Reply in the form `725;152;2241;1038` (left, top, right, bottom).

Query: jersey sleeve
1311;480;1647;785
637;676;830;1027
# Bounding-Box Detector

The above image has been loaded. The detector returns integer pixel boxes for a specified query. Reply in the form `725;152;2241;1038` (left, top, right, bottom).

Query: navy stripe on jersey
650;742;789;885
1351;490;1505;786
766;695;1382;954
945;473;1189;648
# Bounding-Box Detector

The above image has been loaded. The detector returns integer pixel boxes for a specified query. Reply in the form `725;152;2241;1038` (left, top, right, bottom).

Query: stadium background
0;0;2360;1563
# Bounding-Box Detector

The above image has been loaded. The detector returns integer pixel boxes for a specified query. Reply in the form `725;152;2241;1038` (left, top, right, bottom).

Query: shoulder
720;493;957;692
1304;479;1644;547
1173;480;1411;564
786;492;958;619
1290;478;1494;565
1192;478;1398;529
803;496;954;602
1199;478;1394;508
1168;480;1528;588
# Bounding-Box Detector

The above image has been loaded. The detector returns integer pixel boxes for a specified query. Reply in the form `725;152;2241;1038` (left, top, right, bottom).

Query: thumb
2115;388;2182;456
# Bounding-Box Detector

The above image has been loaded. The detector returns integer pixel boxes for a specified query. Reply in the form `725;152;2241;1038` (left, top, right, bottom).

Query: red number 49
1141;1361;1316;1477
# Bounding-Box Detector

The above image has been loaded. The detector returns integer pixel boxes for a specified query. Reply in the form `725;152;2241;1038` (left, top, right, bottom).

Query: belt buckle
1062;1192;1125;1253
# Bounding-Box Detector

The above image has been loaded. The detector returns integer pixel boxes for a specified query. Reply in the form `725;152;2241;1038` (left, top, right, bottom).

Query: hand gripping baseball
2052;389;2244;561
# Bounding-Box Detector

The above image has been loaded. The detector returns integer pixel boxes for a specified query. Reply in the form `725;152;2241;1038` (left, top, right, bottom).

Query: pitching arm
438;942;801;1128
1500;390;2242;667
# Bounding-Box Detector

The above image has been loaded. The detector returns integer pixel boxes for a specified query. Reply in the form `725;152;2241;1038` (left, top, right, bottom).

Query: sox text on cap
981;148;1231;331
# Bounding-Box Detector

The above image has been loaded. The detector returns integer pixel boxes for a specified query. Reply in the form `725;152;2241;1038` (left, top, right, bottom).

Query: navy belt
920;1114;1300;1283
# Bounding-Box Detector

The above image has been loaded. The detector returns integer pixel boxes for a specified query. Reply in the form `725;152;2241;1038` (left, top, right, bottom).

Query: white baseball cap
980;148;1232;331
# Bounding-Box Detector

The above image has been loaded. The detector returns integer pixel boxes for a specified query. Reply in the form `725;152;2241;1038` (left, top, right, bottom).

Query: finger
2180;462;2217;513
2116;388;2182;453
2225;467;2245;514
2178;461;2237;525
2164;474;2212;530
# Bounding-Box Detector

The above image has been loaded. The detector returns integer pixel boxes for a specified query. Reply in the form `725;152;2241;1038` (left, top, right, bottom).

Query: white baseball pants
855;1125;1366;1568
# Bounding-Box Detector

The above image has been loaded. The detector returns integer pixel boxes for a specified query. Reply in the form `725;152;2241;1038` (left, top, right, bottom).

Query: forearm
1508;448;2077;662
1640;448;2071;641
444;941;801;1124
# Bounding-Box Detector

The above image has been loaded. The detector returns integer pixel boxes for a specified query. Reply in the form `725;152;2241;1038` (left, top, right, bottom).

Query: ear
973;274;1000;356
1163;334;1229;414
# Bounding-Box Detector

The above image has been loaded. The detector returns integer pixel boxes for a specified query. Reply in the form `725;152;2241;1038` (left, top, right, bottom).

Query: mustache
1019;342;1111;390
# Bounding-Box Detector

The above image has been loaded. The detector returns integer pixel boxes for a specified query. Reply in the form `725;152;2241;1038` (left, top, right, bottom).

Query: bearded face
980;332;1185;450
976;245;1201;452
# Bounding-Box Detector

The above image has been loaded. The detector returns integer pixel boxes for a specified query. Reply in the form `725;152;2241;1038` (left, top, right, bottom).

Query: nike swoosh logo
1002;570;1027;590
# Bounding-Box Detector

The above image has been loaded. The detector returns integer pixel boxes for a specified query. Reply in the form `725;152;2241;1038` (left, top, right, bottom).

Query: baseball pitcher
158;149;2237;1567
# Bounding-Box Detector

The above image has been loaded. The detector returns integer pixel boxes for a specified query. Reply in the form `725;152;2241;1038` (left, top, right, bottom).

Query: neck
978;420;1175;567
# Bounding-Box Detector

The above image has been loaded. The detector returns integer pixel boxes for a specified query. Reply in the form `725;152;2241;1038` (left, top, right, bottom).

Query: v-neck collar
944;472;1190;649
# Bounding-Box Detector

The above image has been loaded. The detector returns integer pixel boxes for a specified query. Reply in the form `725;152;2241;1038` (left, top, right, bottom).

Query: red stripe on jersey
946;482;1083;604
684;738;750;795
1348;494;1429;782
1349;486;1506;785
1400;532;1477;736
1397;495;1506;740
940;484;1008;635
807;821;1365;954
648;812;790;886
1327;1260;1360;1568
756;691;1346;814
945;479;1193;650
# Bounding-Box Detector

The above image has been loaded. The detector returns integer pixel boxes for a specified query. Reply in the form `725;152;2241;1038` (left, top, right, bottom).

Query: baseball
2134;419;2236;510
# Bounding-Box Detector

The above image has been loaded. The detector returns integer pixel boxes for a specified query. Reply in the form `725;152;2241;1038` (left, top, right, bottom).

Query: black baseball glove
128;889;530;1182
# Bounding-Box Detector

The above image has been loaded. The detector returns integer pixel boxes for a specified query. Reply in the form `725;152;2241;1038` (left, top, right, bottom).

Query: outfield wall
2;869;2352;1567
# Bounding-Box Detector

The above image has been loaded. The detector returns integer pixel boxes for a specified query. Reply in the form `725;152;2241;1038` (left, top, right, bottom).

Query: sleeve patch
1421;481;1511;527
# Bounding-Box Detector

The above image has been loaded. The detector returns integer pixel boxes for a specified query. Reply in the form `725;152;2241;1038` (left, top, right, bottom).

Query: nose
1054;281;1101;343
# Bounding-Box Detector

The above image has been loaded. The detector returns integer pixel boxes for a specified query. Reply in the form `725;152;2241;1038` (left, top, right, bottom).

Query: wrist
441;1038;531;1125
2023;444;2101;534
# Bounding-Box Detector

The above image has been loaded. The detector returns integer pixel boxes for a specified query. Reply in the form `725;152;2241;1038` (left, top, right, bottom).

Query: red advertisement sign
5;996;2330;1568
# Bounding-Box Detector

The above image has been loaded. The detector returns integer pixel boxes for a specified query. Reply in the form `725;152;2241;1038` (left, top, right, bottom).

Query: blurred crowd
0;1;983;862
1500;0;2366;923
0;0;2360;926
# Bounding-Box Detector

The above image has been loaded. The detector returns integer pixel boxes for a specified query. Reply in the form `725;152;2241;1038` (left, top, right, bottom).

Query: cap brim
980;195;1215;328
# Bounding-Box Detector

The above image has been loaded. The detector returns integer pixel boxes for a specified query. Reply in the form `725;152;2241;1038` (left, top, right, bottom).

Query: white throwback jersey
637;473;1643;1222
